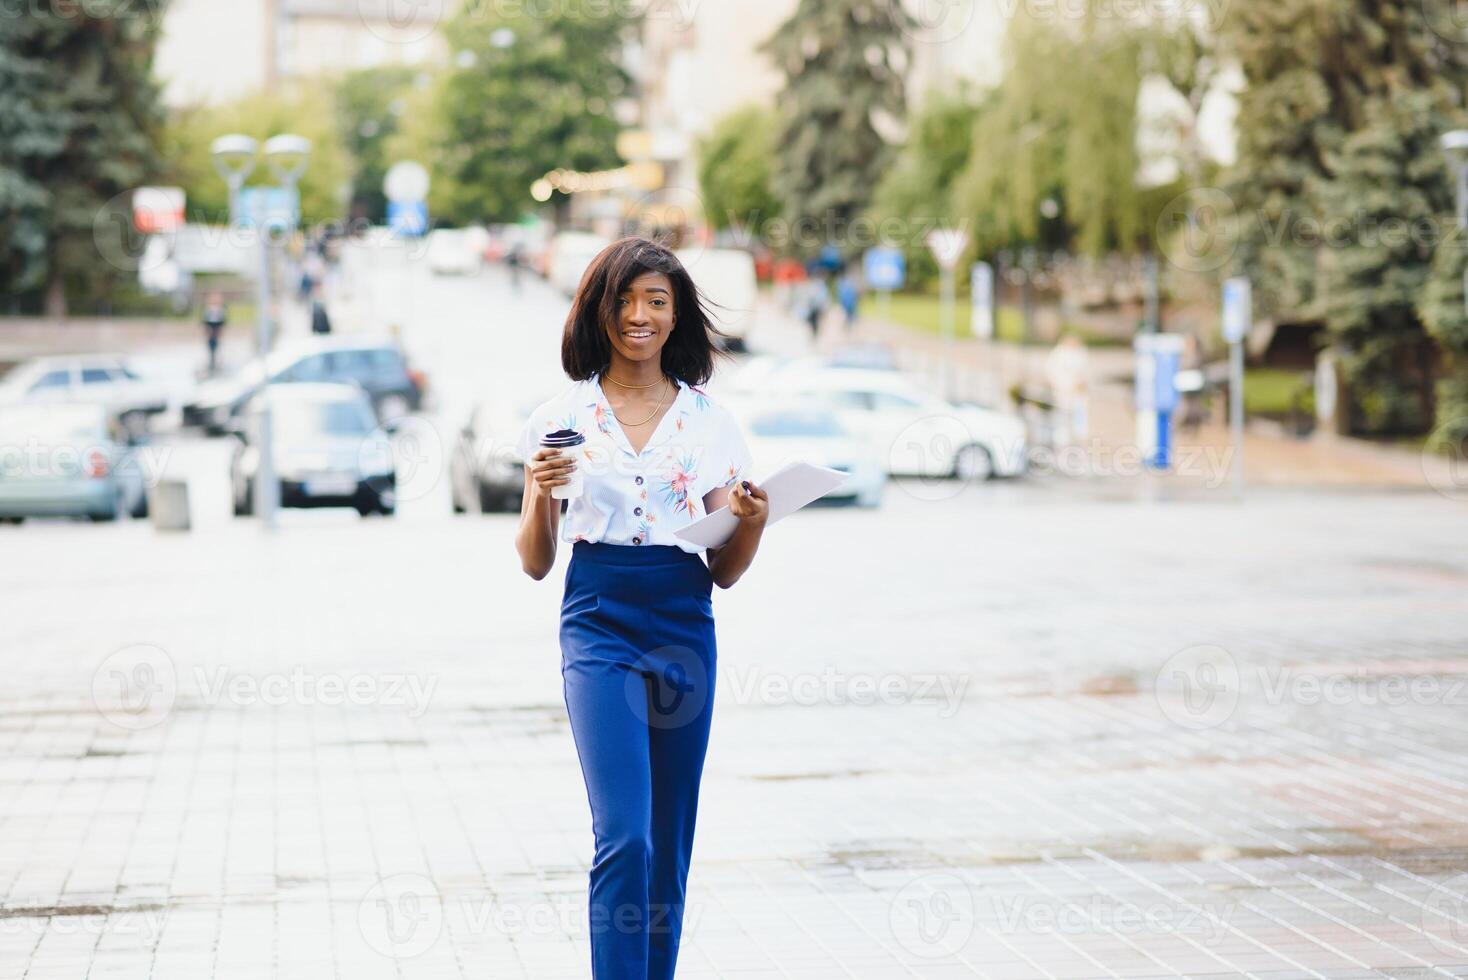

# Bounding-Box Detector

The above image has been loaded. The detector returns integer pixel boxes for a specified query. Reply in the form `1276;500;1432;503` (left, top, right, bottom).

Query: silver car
0;403;148;523
229;383;396;518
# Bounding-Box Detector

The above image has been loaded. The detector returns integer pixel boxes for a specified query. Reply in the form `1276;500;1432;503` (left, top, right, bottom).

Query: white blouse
516;373;754;553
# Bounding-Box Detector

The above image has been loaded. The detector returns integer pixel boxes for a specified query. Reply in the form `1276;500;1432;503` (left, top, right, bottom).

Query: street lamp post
211;133;310;531
1441;130;1468;316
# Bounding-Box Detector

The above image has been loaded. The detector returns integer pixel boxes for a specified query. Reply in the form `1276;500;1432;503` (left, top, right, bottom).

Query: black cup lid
540;428;585;446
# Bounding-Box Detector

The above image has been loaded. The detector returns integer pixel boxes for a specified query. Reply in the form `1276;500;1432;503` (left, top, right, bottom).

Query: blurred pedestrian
201;292;228;374
506;242;523;293
800;274;828;341
310;289;332;335
1045;331;1090;447
836;268;860;332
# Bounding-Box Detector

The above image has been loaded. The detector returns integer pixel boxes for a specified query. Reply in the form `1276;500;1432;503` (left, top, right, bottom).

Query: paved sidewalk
3;486;1468;978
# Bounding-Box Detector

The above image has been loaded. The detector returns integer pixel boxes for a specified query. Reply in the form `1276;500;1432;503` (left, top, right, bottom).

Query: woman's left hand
729;480;768;525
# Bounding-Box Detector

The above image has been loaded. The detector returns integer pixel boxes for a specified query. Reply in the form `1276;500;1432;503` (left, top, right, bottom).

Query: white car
763;367;1027;480
0;402;148;522
426;229;484;276
546;231;611;295
733;398;885;508
229;383;396;517
0;355;168;436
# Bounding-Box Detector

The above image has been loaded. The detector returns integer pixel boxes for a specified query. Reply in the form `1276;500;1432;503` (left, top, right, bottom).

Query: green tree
162;86;351;228
697;106;780;232
336;66;418;224
430;7;630;224
868;84;982;287
760;0;913;257
1223;0;1468;436
0;3;167;316
953;9;1146;260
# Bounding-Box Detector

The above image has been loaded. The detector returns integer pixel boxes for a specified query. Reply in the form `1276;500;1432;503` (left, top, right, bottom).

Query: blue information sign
863;247;906;291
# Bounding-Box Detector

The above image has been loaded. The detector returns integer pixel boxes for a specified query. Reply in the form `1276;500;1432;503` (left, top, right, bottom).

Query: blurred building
155;0;453;106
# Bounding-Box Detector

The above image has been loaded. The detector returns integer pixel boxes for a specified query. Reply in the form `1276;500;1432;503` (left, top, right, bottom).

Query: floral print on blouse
516;374;754;553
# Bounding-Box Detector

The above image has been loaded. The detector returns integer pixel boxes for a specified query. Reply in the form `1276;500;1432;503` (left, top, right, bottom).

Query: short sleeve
715;408;754;490
516;411;542;462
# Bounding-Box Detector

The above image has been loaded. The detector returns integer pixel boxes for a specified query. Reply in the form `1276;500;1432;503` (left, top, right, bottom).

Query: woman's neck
602;355;667;389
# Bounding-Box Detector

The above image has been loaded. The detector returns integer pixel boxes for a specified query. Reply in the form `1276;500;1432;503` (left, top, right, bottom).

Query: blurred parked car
449;396;539;514
229;384;395;518
763;367;1027;480
675;247;758;352
734;398;885;507
426;228;484;276
0;403;148;523
0;355;167;437
183;338;426;434
546;231;611;295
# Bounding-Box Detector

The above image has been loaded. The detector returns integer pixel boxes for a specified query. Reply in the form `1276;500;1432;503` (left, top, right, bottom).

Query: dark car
183;338;427;434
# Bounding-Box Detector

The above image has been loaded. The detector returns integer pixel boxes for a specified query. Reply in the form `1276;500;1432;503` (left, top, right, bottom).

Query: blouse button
632;536;642;545
634;475;644;486
633;507;643;516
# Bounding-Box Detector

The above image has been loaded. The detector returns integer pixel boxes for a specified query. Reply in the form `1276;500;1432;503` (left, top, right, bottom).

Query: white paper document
674;461;849;549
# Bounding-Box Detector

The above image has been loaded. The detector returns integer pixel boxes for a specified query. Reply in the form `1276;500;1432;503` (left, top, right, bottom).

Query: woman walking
515;237;768;979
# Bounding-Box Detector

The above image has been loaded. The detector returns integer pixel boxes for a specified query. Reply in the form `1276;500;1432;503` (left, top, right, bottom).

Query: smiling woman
512;236;770;980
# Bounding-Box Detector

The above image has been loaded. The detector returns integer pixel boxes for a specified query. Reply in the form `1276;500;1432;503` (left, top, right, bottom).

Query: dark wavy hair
561;237;734;386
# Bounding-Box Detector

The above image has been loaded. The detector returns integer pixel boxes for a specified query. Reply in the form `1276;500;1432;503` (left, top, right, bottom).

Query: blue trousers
560;541;718;980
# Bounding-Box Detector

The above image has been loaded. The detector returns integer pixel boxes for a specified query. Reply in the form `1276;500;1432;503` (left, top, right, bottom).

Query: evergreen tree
1223;0;1468;436
760;0;913;257
0;3;167;316
430;6;630;224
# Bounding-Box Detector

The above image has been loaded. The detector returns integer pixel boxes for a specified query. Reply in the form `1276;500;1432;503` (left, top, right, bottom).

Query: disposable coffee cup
540;429;587;500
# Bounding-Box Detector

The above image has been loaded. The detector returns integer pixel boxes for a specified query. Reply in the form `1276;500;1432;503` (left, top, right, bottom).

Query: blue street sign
238;187;299;231
863;247;906;291
1222;276;1251;344
388;200;429;237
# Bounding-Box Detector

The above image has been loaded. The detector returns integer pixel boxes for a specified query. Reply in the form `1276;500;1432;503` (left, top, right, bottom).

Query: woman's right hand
528;447;576;498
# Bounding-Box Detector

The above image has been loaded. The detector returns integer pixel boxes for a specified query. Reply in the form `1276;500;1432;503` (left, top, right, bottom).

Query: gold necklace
615;379;673;427
601;373;664;389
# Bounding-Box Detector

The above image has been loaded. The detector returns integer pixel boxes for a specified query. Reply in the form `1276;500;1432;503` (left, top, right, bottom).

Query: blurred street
2;249;1468;977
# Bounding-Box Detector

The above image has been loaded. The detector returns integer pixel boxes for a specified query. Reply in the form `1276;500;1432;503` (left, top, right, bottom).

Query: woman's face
607;271;675;366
